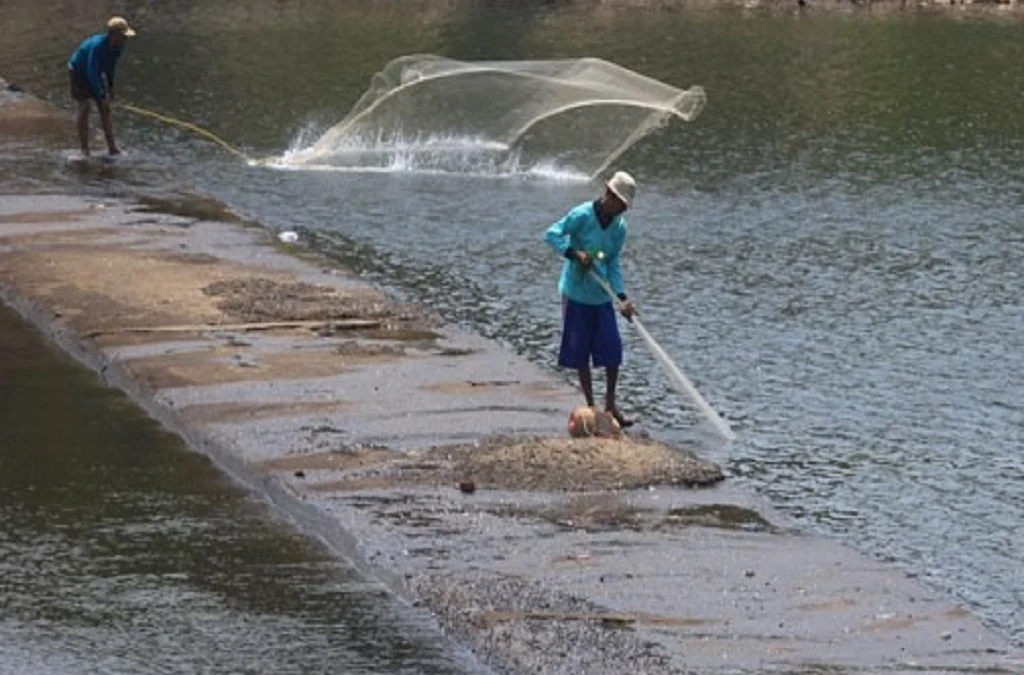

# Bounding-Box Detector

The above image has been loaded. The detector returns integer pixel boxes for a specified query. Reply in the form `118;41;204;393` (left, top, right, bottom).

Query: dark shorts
558;297;623;369
68;69;92;102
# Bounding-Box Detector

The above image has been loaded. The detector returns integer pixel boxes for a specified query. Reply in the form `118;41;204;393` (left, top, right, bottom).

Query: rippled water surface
2;0;1022;647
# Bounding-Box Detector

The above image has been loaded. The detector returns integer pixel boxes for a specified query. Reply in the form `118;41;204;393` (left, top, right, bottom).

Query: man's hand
573;250;592;268
619;300;637;321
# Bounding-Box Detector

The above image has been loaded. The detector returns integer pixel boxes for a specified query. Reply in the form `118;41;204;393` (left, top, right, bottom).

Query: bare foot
607;407;635;428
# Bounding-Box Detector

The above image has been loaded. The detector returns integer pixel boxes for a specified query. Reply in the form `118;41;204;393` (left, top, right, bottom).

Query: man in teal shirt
67;16;136;157
544;171;638;428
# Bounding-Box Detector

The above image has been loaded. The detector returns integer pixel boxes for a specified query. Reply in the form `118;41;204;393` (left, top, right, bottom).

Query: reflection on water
0;305;476;674
1;0;1022;648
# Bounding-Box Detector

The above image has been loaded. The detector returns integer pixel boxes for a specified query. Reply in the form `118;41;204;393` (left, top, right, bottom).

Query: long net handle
589;271;736;441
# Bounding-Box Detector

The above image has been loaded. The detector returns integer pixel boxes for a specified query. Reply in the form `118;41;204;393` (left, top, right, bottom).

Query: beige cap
107;16;137;37
606;170;636;206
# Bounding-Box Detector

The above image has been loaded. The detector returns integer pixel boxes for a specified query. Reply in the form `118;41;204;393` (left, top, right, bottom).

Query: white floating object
277;231;299;244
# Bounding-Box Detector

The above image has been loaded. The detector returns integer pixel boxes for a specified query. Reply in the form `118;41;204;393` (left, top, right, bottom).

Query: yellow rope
118;103;259;163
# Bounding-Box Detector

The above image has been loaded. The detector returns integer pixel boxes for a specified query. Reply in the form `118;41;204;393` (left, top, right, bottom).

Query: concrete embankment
2;84;1021;674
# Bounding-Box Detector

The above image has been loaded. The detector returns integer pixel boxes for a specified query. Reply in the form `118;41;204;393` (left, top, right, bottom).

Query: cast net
275;55;706;179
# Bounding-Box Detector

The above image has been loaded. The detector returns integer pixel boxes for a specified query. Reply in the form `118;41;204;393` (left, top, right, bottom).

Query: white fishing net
279;55;706;179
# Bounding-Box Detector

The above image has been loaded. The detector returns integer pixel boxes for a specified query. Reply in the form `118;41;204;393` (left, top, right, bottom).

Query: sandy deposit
271;434;723;494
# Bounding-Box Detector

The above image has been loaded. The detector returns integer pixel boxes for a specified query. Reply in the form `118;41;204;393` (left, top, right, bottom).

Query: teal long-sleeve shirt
544;201;627;305
68;34;122;101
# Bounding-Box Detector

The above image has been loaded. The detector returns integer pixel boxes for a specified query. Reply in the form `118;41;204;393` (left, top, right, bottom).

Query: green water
1;0;1022;650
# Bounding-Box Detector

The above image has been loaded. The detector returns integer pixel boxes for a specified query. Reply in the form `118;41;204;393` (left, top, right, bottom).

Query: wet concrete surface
0;75;75;144
1;192;1022;674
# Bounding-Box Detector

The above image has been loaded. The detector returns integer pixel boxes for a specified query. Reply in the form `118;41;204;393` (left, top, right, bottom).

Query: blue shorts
558;297;622;369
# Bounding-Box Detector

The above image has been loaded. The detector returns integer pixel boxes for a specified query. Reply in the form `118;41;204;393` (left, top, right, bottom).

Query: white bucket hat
107;16;137;37
606;170;636;206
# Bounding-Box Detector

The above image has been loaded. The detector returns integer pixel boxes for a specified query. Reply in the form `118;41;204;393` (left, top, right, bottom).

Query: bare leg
98;100;119;155
605;366;634;427
605;366;618;410
76;100;90;156
577;366;594;407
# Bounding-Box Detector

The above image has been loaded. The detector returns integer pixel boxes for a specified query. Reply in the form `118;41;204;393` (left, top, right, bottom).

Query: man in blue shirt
544;171;639;428
67;16;136;157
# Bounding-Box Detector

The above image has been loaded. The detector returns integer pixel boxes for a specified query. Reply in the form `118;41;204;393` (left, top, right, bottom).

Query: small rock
277;230;299;244
940;631;952;641
458;479;476;494
744;569;756;578
294;470;305;479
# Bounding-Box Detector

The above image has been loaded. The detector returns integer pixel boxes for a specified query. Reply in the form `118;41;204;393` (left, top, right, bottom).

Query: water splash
270;55;705;180
268;130;590;181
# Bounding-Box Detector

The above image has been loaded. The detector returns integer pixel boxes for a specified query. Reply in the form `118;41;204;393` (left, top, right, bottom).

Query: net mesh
279;55;706;179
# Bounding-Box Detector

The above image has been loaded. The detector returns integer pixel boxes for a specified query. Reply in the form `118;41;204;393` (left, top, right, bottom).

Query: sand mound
441;436;723;491
293;435;723;493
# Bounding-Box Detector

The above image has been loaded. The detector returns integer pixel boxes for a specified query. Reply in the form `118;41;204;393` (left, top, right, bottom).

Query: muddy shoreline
3;85;1022;673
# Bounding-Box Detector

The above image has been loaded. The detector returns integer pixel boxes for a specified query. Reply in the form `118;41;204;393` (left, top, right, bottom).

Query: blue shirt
68;34;122;101
544;201;627;305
